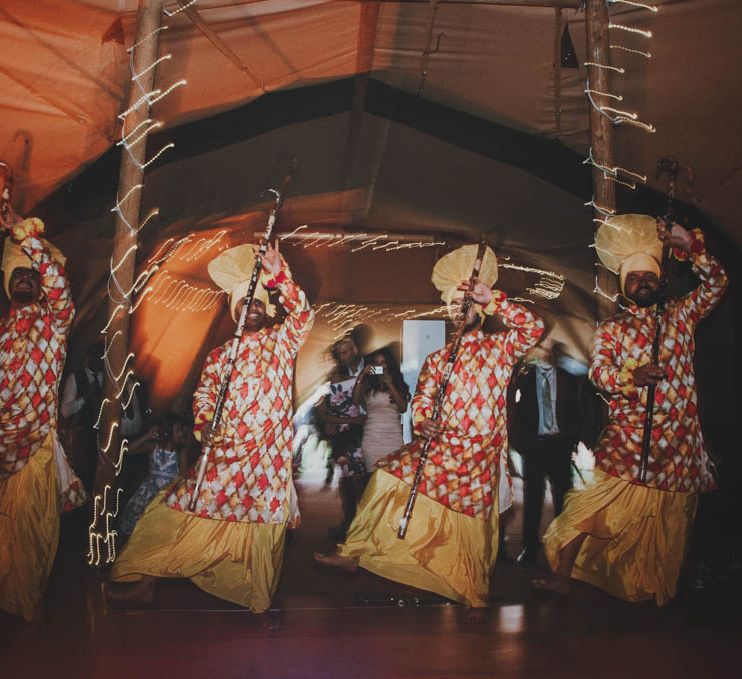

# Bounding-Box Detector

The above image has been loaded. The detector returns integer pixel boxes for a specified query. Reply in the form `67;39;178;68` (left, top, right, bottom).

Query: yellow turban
431;243;498;317
594;214;662;293
207;243;276;321
2;219;66;297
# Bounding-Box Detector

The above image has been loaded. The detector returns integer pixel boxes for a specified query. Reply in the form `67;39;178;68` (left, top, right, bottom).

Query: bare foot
532;576;571;595
313;551;359;573
105;577;156;605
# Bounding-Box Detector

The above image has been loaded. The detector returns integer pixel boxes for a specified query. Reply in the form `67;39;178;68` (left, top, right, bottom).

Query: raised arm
673;229;728;322
483;292;545;362
16;219;74;332
352;365;372;405
272;274;314;352
261;240;314;353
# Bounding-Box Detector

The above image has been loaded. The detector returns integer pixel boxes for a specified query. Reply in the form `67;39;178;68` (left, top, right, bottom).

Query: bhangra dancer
541;214;728;605
316;244;544;607
0;186;83;620
110;239;313;612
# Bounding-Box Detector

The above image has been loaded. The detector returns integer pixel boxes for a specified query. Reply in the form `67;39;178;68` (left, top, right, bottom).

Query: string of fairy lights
586;0;659;304
139;226;565;319
87;2;191;567
274;224;447;253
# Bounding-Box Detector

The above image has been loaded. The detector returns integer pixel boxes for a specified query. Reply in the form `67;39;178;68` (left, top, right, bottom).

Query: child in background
118;415;191;537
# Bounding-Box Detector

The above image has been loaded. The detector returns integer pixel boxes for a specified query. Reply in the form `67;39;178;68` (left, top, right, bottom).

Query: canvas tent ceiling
1;0;741;246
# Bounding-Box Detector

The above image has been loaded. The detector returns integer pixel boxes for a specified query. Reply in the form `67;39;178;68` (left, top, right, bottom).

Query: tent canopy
2;0;740;242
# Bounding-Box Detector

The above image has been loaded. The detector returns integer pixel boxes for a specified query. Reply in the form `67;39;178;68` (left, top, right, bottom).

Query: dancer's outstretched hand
456;279;492;305
260;239;282;275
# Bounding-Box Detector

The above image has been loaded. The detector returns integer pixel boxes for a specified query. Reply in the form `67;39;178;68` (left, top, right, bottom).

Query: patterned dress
112;267;313;612
339;297;544;607
1;232;73;479
543;230;728;605
590;229;728;492
166;272;313;523
327;376;365;478
0;227;78;621
119;446;180;536
361;388;404;471
379;298;545;519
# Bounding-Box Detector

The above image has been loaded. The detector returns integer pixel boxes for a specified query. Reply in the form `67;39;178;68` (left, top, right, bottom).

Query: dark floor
2;439;741;679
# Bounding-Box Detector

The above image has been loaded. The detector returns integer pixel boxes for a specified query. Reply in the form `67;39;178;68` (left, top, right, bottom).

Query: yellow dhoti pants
543;470;697;606
111;489;286;613
338;469;499;607
0;435;60;621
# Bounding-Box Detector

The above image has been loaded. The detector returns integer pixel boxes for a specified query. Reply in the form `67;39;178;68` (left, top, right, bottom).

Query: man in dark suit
510;341;581;563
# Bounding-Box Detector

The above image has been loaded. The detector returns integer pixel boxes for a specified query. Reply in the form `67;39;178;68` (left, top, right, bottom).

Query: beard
463;313;481;331
11;286;36;305
630;285;660;308
244;314;265;330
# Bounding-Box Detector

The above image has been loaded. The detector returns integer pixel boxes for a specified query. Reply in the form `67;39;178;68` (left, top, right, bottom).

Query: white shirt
60;367;102;419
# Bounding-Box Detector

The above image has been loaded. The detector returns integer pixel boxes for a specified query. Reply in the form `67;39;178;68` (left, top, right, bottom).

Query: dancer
110;239;313;612
540;215;727;605
316;244;544;607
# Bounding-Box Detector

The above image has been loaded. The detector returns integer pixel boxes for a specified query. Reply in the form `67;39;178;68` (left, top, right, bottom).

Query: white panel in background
401;320;446;443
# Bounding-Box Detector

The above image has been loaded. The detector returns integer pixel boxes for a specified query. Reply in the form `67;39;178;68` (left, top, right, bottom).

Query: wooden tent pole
585;0;617;318
91;0;165;564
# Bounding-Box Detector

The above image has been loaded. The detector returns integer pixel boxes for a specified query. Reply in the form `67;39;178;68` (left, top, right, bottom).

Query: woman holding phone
352;347;410;477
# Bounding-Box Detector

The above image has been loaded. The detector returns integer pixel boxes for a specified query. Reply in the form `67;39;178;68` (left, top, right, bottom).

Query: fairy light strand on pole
587;0;659;304
88;0;191;567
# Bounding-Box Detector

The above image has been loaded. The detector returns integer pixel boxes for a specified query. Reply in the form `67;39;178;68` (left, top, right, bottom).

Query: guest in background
118;415;192;538
60;341;104;490
509;340;580;563
352;346;410;478
316;336;367;540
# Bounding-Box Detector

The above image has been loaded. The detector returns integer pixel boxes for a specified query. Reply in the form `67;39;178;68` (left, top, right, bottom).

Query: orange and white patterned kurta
0;233;74;480
166;270;313;524
590;230;728;493
379;298;544;518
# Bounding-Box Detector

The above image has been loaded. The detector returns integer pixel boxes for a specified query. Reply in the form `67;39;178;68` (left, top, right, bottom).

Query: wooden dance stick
397;239;487;539
188;164;296;512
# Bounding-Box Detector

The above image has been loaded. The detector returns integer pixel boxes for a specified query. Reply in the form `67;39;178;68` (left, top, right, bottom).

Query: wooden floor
2;441;741;678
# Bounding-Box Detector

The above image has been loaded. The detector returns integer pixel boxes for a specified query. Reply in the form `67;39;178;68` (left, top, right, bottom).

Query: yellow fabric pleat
111;489;286;613
338;469;499;607
0;434;60;621
543;470;697;606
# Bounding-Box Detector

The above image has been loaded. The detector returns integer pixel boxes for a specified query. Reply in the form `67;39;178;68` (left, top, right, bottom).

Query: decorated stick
397;239;487;539
638;156;678;483
188;163;296;512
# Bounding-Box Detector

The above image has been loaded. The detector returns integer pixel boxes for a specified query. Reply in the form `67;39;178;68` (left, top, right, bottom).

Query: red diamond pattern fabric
590;230;728;493
379;299;544;519
166;272;313;524
1;235;74;480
